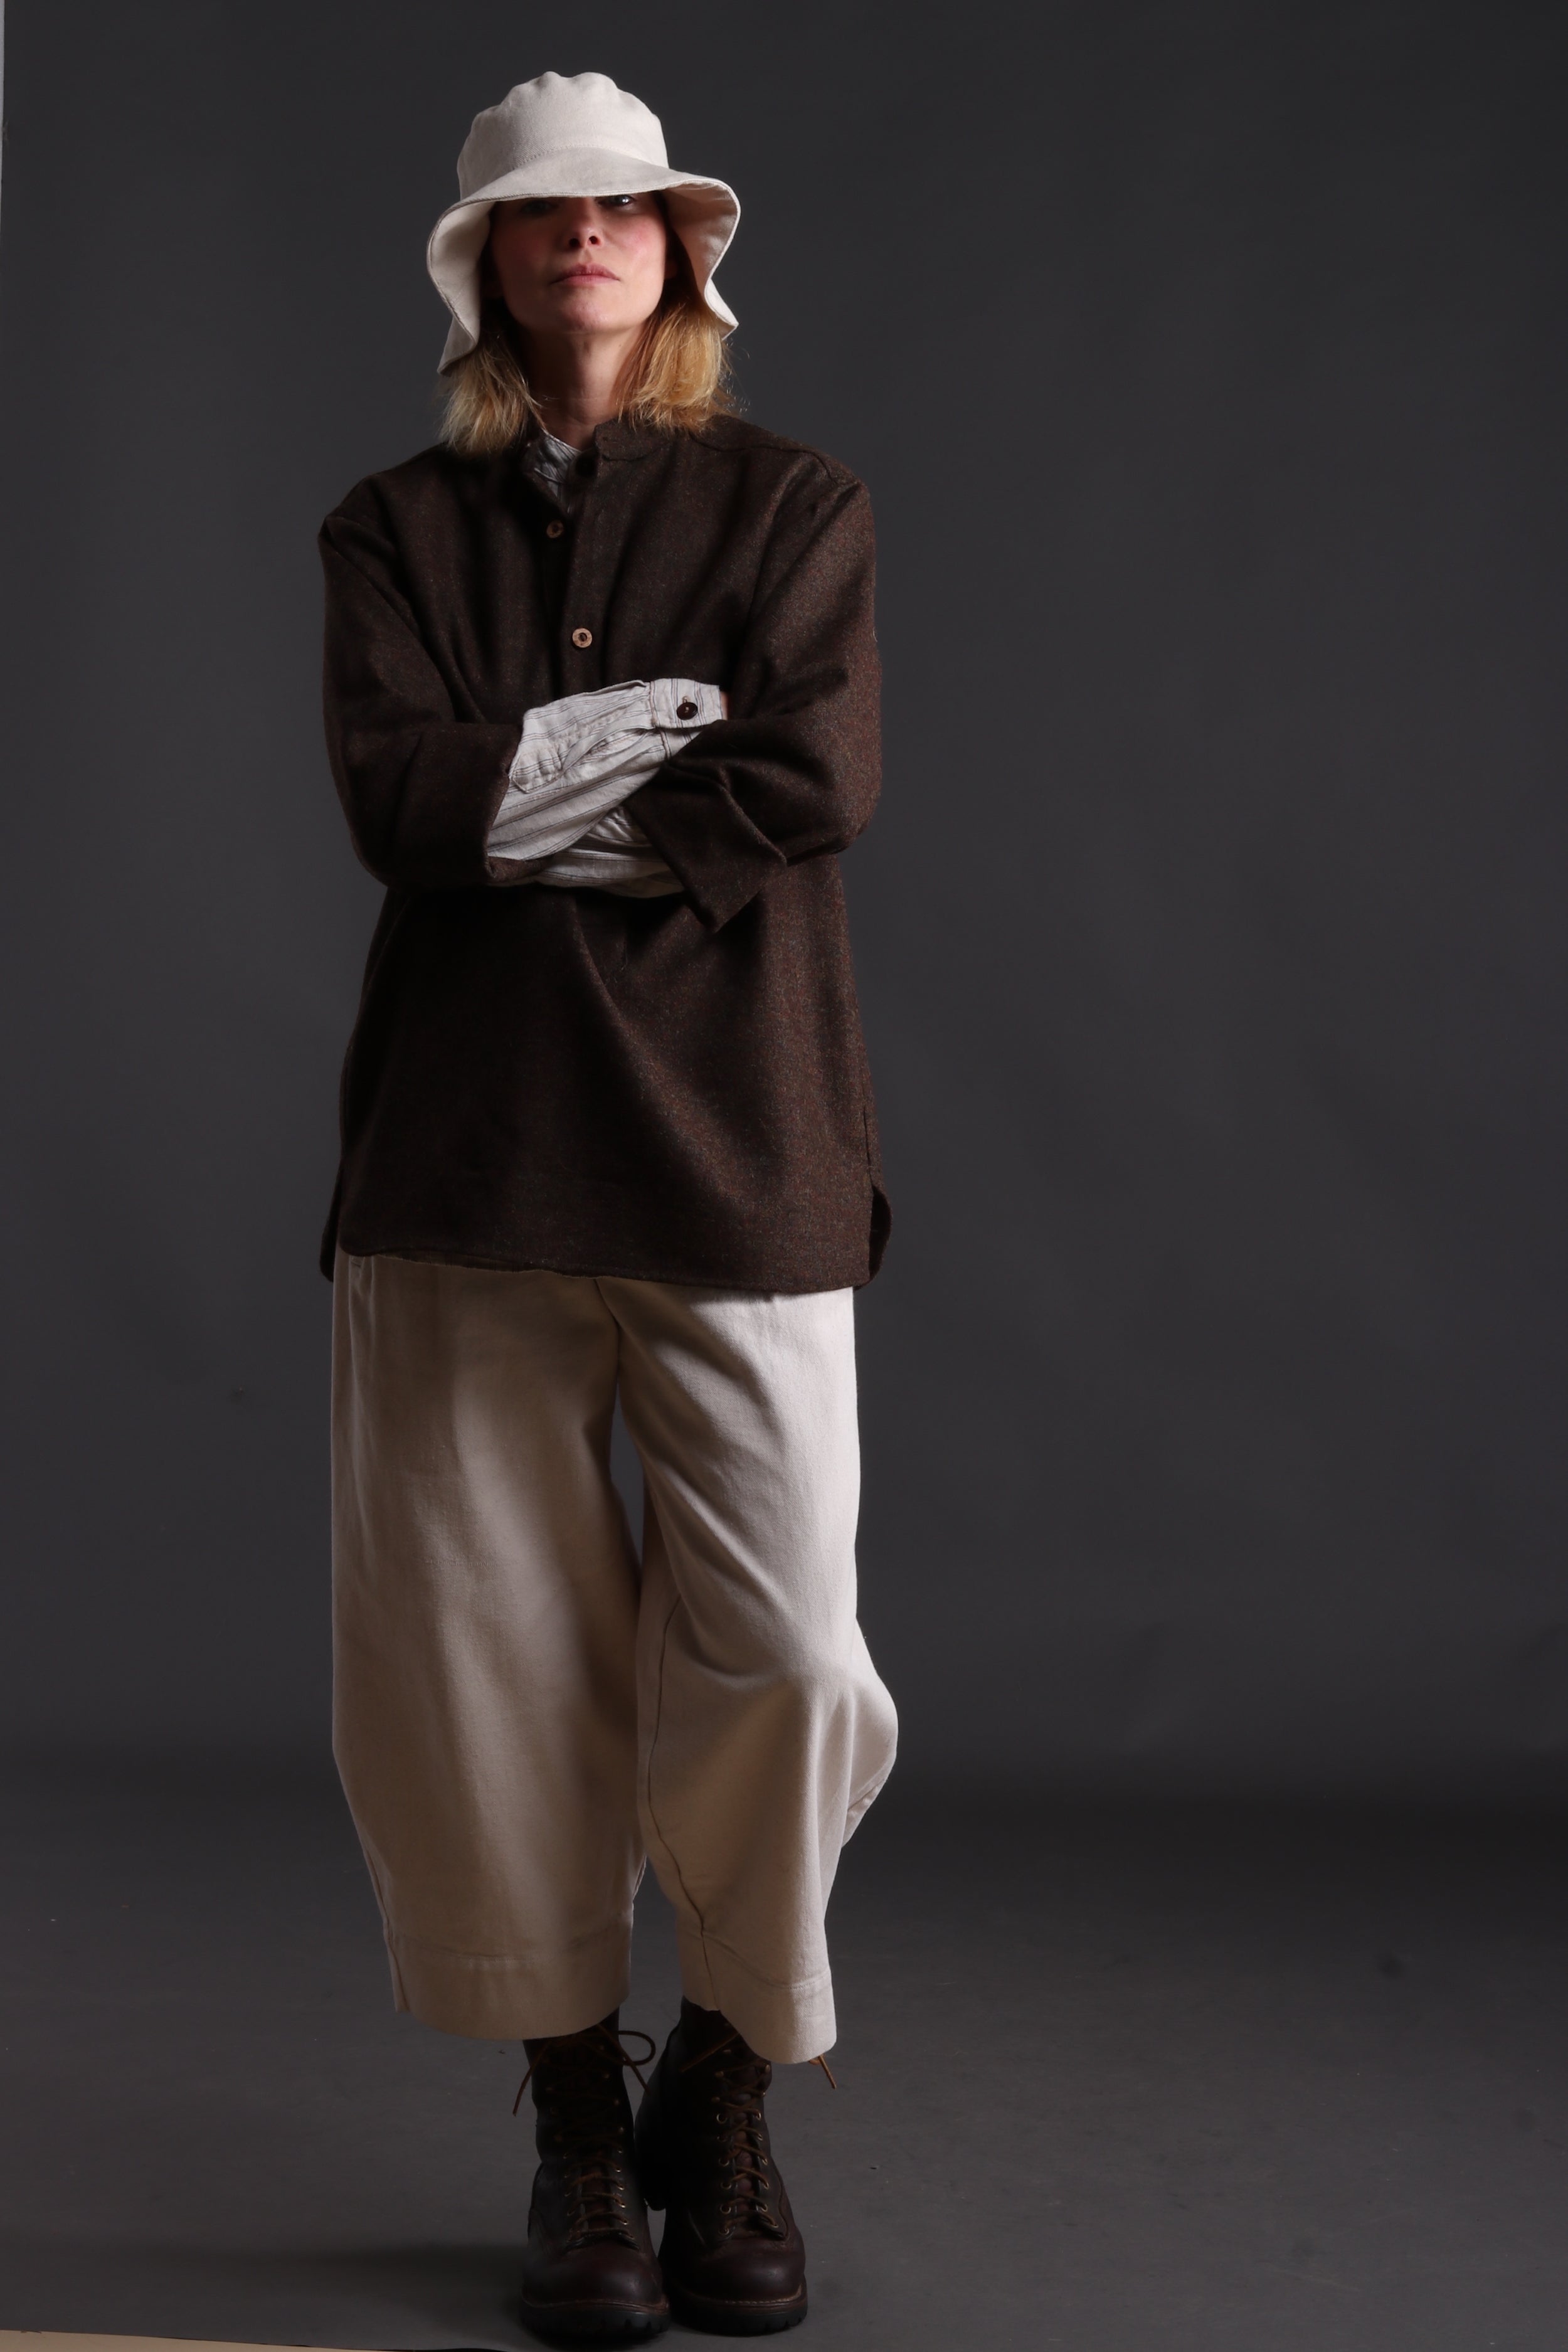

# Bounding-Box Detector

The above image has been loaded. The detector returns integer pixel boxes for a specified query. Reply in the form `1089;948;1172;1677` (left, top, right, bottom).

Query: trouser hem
385;1916;633;2041
675;1925;837;2065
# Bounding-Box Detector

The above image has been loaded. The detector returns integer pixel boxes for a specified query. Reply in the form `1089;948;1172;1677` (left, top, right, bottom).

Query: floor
2;1757;1566;2351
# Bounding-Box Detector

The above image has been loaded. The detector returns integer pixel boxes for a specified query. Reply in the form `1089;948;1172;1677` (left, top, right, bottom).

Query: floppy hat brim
428;146;740;369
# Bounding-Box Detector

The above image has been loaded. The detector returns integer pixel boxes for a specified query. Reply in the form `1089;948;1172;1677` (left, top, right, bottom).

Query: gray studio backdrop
1;0;1563;1797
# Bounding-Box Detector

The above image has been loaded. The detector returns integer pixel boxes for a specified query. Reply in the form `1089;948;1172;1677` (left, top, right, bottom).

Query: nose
559;201;602;248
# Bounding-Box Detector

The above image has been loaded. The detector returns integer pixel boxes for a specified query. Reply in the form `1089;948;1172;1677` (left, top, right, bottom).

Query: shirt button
676;698;698;720
571;627;593;649
546;519;565;539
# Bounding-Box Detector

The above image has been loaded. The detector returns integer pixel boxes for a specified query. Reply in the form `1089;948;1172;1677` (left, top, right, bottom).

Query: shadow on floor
4;1757;1568;2350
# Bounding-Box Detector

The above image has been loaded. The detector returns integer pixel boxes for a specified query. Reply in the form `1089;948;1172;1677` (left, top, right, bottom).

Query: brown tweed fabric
319;416;889;1290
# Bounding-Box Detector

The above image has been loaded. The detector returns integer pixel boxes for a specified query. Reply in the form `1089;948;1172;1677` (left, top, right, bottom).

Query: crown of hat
456;72;669;198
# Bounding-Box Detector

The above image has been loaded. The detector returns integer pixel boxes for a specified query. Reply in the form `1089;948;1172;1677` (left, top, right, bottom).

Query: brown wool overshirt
319;415;889;1291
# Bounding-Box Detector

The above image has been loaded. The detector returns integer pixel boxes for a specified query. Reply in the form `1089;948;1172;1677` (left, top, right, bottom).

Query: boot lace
516;2023;655;2251
680;2029;834;2240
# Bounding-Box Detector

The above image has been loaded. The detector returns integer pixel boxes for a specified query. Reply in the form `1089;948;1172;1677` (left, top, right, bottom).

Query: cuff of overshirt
627;754;788;931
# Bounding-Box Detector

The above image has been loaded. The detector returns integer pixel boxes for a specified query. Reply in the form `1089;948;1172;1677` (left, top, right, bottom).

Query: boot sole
518;2296;670;2346
665;2284;808;2336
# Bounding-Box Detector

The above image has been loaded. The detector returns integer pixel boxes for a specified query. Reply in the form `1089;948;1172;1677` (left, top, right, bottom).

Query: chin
551;295;633;332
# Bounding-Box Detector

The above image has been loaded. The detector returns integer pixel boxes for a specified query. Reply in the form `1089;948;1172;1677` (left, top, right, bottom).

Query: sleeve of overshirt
625;470;881;931
319;492;522;891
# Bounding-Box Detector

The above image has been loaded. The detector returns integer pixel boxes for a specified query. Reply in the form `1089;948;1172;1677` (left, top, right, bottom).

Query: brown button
545;519;565;539
571;627;593;649
676;697;698;720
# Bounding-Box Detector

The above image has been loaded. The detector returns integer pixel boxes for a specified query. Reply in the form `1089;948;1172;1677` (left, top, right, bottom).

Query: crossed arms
320;465;879;930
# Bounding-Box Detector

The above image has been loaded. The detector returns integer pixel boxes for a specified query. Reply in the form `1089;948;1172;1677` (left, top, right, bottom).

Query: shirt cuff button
676;698;698;720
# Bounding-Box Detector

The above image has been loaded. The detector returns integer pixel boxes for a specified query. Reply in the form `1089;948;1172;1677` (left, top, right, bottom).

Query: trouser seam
677;1924;834;1998
642;1578;709;1943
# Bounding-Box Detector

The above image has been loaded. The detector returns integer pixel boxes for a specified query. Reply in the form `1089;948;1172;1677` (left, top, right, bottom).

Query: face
485;193;673;342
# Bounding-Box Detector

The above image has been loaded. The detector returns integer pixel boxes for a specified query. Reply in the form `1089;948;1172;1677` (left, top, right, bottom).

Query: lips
554;266;617;283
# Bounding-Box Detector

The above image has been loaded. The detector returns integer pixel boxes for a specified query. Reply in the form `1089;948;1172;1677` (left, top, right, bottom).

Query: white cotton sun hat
427;71;740;370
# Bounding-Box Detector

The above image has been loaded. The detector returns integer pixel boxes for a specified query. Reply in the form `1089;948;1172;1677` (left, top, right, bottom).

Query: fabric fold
487;677;724;882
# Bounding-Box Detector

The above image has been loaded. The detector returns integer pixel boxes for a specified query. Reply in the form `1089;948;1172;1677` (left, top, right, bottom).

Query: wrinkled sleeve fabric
530;805;681;897
627;471;881;931
320;492;521;891
488;677;722;871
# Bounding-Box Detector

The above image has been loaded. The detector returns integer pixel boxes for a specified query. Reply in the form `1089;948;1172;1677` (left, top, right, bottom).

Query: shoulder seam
689;418;862;492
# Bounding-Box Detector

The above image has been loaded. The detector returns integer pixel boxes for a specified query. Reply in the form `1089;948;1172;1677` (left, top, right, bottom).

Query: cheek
490;223;548;286
628;221;671;285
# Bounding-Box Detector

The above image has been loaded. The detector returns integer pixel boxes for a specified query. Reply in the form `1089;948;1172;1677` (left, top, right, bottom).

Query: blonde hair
440;250;734;457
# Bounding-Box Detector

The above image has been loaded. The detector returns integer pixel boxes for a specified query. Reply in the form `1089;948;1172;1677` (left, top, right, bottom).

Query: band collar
591;418;667;463
509;418;665;501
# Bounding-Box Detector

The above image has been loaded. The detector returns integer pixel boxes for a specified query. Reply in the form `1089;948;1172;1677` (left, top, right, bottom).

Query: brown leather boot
518;2014;669;2344
634;1999;808;2335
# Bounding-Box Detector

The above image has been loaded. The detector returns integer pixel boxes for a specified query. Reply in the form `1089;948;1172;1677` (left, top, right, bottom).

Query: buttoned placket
554;447;613;692
517;448;574;682
519;423;660;697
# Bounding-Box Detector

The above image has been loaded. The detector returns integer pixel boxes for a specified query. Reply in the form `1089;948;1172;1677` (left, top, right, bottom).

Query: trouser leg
331;1250;642;2039
607;1279;899;2064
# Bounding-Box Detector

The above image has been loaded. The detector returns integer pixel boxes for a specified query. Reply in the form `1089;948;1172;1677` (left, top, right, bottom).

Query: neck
521;326;645;448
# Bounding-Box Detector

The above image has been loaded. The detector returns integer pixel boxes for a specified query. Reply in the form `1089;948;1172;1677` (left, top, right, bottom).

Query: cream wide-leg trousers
330;1250;898;2065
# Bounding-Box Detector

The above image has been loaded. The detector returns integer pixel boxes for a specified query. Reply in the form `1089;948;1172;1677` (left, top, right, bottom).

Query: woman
321;72;896;2343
